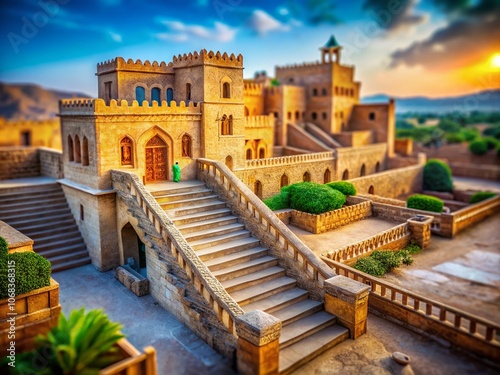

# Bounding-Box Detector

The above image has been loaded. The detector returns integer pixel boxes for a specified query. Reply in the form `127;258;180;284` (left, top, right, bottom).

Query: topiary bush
423;159;453;192
327;181;357;196
289;182;346;214
445;133;464;144
407;194;444;213
483;136;499;150
353;257;386;277
468;139;488;155
263;189;291;210
469;191;497;204
0;236;52;299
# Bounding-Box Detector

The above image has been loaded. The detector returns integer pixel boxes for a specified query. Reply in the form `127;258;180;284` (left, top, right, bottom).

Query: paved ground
288;217;397;256
453;176;500;193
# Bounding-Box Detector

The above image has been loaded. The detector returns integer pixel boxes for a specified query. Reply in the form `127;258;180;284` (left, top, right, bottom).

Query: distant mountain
0;82;90;120
362;90;500;114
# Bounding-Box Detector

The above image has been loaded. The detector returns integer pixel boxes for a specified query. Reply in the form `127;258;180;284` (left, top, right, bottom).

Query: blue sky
1;0;499;97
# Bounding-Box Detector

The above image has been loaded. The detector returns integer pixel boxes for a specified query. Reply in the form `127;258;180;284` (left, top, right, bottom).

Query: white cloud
157;20;237;43
246;10;290;35
108;31;122;43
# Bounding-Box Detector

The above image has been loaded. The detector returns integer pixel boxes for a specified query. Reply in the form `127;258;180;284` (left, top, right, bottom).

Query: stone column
324;276;370;339
236;310;282;375
407;215;433;249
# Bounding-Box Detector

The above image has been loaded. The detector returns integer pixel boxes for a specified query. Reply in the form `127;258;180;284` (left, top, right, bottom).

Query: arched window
68;135;74;162
280;174;289;188
324;169;331;184
167;88;174;105
312;112;318;120
135;86;145;106
342;169;349;180
287;112;292;120
225;155;233;171
295;111;300;120
186;83;191;101
312;88;318;96
254;180;262;199
259;148;265;159
335;87;339;95
322;88;327;96
74;135;81;163
120;136;133;166
375;161;381;173
151;87;161;104
182;134;192;158
303;172;311;182
221;115;232;135
228;115;233;135
368;185;374;194
273;112;279;118
222;82;230;98
246;149;252;160
82;136;89;166
369;112;376;121
244;106;249;116
322;112;327;120
360;164;366;177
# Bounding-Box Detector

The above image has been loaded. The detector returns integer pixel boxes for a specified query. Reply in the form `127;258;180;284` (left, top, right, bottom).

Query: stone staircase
0;183;91;272
151;181;349;374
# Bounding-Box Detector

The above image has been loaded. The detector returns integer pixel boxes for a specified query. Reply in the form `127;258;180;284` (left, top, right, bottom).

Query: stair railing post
235;310;281;375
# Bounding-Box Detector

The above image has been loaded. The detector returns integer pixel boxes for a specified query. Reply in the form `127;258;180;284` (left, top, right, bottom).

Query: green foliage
423;159;453;192
460;127;479;141
483;125;500;139
326;181;357;196
445;132;464;143
371;251;401;272
468;139;489;155
469;191;497;204
404;241;422;255
289;182;346;214
270;78;280;87
353;257;386;277
438;118;461;133
396;120;414;129
407;194;444;213
483;136;499;150
15;308;125;375
263;189;290;211
0;236;51;299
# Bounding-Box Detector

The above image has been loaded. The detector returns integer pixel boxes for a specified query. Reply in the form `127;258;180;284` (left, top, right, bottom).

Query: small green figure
172;162;181;182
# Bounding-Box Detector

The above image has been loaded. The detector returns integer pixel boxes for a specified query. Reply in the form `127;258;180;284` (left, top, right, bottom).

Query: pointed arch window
221;114;233;135
280;174;289;188
74;135;81;163
82;136;89;166
324;169;331;184
246;149;252;160
68;135;74;162
181;134;192;158
254;180;263;199
259;148;265;159
186;83;192;101
303;172;311;182
120;136;134;166
222;82;231;98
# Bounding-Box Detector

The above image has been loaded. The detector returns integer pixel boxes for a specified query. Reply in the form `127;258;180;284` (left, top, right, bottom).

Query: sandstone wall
0;147;40;180
39;148;63;179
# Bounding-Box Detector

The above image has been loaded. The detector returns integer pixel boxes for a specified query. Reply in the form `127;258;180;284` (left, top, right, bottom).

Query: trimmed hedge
468;139;488;155
407;194;444;213
263;189;290;210
0;236;52;299
470;191;497;204
423;159;453;192
327;181;357;196
289;182;346;215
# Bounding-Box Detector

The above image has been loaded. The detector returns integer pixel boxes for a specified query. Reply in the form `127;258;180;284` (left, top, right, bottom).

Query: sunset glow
491;53;500;69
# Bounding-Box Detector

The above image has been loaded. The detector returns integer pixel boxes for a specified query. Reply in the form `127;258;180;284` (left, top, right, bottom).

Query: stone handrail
324;223;410;262
244;151;335;168
197;159;335;290
322;257;500;361
111;170;244;335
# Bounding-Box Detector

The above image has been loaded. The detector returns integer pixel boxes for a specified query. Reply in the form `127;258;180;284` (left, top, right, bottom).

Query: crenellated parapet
59;98;201;116
97;57;173;75
244;115;274;129
243;82;264;96
172;49;243;68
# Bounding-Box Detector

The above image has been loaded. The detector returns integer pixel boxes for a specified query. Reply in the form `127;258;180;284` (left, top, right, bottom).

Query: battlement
59;98;201;116
172;49;243;68
244;115;274;129
276;60;325;71
243;82;264;96
97;57;173;75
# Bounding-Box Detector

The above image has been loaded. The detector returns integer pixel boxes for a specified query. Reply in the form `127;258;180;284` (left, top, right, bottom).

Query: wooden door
145;135;168;182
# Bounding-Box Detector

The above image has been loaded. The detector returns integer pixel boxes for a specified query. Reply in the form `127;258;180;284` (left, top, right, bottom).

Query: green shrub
460;128;479;141
289;182;346;214
423;159;453;192
0;251;52;299
371;251;401;272
483;136;499;150
0;236;7;257
407;194;444;213
469;139;489;155
404;242;422;255
327;181;357;196
396;249;414;265
353;257;386;277
445;133;464;143
15;308;125;375
483;125;500;139
263;189;291;210
469;191;497;204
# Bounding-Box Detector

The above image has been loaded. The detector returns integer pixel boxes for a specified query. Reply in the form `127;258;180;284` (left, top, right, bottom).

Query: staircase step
172;208;232;225
230;277;296;306
11;220;76;236
154;188;214;203
35;237;85;252
5;212;73;228
271;299;323;326
160;195;220;210
183;223;245;242
33;229;82;246
242;288;309;314
0;197;67;212
279;325;349;375
213;256;278;281
279;311;336;349
0;191;64;205
42;248;90;266
176;216;239;234
149;181;206;196
190;230;251;251
1;206;71;221
38;243;87;259
168;201;227;217
221;266;285;292
52;256;92;273
0;185;61;197
196;238;261;261
205;247;269;271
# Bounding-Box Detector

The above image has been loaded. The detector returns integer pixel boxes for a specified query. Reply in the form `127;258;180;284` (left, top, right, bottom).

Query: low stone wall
115;266;149;297
357;194;405;207
449;162;500;181
447;195;500;237
39;147;63;179
0;147;40;180
289;201;372;234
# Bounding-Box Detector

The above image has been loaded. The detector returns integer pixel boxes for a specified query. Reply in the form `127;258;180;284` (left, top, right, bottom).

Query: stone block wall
0;147;40;180
449;162;500;181
39;148;63;179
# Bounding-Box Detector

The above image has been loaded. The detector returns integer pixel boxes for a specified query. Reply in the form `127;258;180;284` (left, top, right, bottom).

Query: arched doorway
368;185;374;195
145;135;168;182
360;164;366;177
259;148;265;159
225;155;233;171
375;161;380;173
254;180;263;199
303;172;311;182
280;174;289;188
342;169;349;180
324;169;331;183
121;223;147;276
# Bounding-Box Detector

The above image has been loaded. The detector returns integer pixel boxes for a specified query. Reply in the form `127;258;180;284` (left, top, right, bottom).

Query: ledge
0;221;33;253
58;178;116;196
